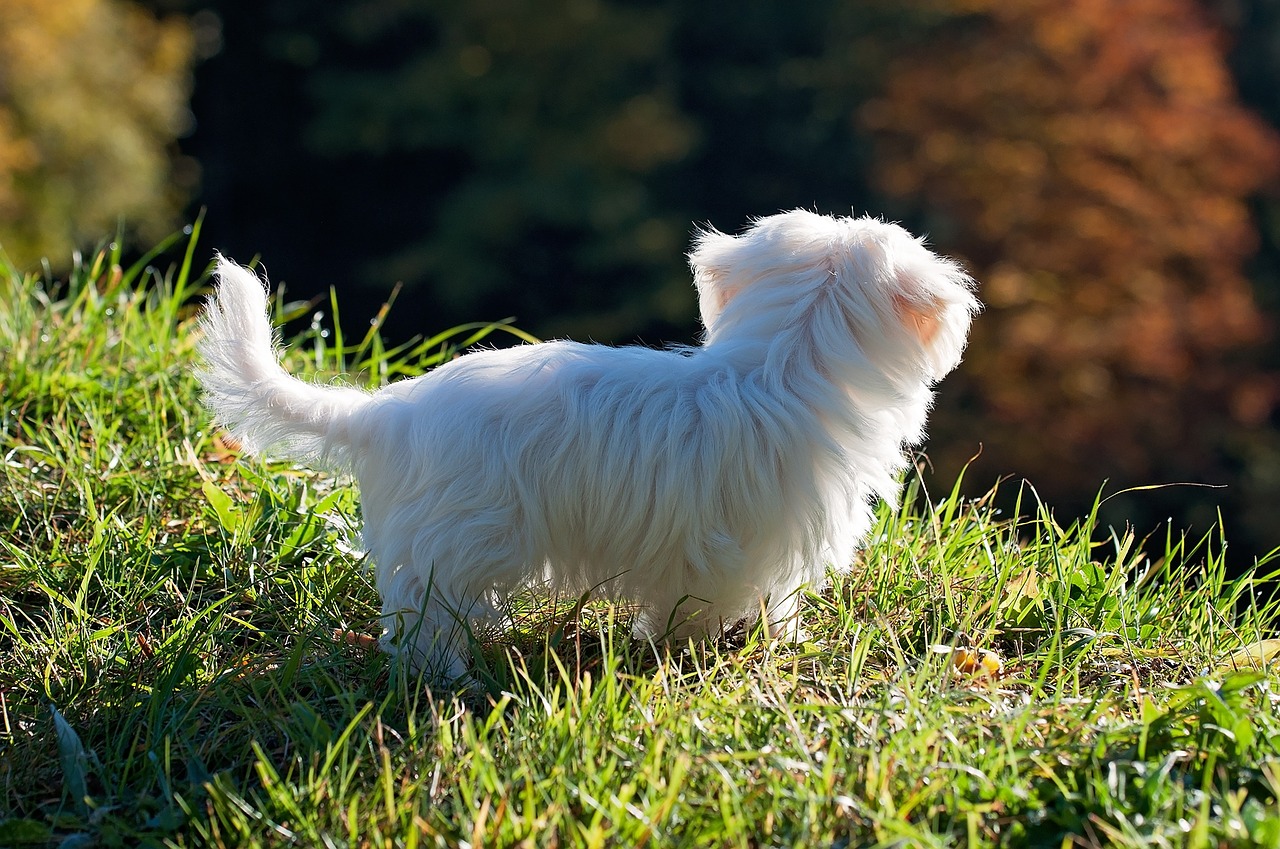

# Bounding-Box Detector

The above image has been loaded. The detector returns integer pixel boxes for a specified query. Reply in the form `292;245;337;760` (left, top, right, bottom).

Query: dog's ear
892;294;944;348
689;226;736;283
689;227;740;331
882;252;980;378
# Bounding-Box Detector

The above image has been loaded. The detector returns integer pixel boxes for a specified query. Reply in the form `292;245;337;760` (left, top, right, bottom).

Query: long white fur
197;210;979;679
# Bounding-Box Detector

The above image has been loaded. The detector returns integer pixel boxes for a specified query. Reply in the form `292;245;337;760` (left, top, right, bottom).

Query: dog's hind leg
377;562;477;681
376;516;529;681
763;583;810;643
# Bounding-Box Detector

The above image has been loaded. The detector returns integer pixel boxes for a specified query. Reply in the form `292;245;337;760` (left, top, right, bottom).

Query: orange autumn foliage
863;0;1280;496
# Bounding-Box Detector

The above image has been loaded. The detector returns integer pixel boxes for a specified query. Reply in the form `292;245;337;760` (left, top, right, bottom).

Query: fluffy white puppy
197;210;979;678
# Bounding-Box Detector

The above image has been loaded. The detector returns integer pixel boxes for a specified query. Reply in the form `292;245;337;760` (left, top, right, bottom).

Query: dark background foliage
8;0;1280;566
177;0;910;344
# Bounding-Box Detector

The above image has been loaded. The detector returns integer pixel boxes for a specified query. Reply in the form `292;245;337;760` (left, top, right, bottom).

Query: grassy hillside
3;231;1280;847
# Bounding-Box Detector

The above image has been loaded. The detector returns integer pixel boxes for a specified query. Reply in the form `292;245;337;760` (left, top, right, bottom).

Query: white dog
197;210;979;678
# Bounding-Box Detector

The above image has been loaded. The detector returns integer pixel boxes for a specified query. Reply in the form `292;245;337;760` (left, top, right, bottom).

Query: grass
2;227;1280;847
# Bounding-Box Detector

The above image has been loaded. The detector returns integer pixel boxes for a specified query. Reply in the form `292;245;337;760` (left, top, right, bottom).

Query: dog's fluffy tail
196;255;370;466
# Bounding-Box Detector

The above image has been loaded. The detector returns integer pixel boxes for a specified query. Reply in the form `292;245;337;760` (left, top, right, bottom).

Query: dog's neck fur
693;271;930;572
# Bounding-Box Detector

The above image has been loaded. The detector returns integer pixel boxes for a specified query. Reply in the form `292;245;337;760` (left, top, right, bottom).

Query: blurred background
3;0;1280;565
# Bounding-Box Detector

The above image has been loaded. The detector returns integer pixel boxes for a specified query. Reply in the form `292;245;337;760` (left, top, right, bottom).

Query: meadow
3;229;1280;847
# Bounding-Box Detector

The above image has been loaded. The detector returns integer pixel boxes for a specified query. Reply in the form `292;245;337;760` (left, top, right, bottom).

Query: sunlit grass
3;228;1280;847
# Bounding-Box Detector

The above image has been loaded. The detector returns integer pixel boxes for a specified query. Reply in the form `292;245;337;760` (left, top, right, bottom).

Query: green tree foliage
0;0;195;266
303;0;699;339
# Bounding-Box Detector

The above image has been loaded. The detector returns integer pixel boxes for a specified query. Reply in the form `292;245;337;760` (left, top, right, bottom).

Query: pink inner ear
715;284;742;315
893;294;942;346
701;281;742;318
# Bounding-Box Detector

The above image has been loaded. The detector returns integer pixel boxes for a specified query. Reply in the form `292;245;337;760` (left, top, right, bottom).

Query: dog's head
689;210;980;382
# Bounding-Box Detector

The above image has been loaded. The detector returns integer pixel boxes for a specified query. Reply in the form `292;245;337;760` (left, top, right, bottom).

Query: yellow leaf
1216;640;1280;674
